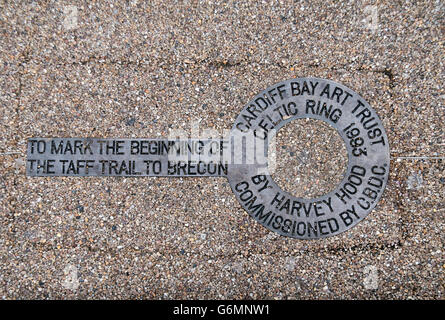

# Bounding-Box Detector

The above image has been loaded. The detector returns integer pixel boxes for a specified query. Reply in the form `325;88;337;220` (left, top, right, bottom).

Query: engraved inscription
227;78;390;239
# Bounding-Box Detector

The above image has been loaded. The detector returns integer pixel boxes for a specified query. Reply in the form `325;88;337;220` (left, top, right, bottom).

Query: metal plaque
26;138;229;177
26;78;390;239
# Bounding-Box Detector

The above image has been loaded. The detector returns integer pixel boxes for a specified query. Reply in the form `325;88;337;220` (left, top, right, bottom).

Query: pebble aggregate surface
0;0;443;299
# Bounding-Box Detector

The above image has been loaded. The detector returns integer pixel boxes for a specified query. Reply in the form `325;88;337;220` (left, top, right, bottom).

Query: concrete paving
0;0;443;299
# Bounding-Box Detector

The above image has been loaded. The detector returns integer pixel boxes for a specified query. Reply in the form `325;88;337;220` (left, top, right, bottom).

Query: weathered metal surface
227;78;390;239
26;138;229;177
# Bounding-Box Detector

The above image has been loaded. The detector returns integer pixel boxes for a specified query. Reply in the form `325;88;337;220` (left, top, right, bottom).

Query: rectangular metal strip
26;138;229;177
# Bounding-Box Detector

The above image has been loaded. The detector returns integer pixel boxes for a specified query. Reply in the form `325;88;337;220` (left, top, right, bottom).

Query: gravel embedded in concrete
0;0;443;299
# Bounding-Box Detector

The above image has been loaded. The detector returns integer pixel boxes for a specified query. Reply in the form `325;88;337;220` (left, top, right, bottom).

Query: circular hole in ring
269;118;348;199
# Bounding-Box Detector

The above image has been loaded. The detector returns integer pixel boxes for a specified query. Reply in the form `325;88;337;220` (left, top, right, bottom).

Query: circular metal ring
227;78;390;239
